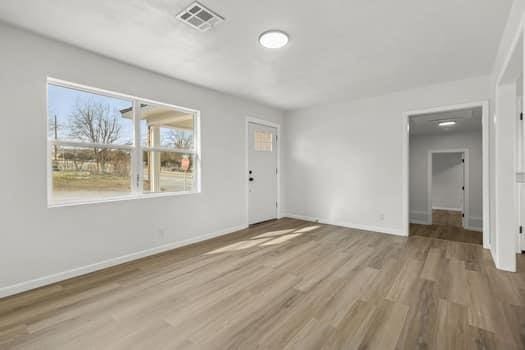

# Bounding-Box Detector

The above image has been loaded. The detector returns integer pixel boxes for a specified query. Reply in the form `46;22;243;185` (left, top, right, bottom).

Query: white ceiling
0;0;513;110
410;107;482;136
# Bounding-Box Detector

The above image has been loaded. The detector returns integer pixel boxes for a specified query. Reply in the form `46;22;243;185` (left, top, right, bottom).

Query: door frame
402;100;490;249
493;19;523;270
427;149;469;228
245;117;281;225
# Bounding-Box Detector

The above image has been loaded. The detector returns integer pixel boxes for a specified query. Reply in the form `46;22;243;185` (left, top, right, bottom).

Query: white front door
248;122;278;225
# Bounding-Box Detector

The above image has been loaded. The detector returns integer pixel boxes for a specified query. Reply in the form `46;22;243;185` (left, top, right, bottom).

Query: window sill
48;190;200;209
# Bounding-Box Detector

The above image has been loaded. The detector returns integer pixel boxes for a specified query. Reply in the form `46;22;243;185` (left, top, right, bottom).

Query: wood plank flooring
432;210;463;227
0;218;523;349
411;210;483;245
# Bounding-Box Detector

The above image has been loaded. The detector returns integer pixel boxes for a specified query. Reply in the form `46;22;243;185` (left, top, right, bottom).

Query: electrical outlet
379;213;385;221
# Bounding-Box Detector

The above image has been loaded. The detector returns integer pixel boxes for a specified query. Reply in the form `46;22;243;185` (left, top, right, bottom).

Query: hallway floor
411;210;482;245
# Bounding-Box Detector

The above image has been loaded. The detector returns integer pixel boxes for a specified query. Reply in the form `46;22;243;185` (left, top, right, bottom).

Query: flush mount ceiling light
438;121;457;127
259;30;289;49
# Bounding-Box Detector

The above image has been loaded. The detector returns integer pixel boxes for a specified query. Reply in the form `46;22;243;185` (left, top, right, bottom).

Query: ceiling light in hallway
438;121;457;127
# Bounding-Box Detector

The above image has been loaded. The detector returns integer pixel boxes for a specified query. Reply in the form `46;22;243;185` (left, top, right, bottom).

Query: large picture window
47;79;200;206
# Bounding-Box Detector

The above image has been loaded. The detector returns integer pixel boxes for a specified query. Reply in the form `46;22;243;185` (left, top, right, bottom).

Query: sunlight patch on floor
205;223;322;254
253;229;295;239
261;233;302;246
295;225;321;233
205;238;272;254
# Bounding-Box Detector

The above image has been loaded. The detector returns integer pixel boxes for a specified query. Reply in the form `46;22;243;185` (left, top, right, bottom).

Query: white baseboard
410;210;429;225
0;224;247;299
495;259;516;272
466;216;483;231
410;219;429;225
488;246;514;272
432;206;462;211
284;213;321;222
283;213;407;237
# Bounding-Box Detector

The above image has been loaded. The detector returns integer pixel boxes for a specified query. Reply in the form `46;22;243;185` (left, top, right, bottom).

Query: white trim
142;146;196;154
48;77;198;115
427;149;469;227
283;213;406;237
491;246;499;271
132;99;142;193
432;206;462;211
46;77;202;207
49;140;135;151
403;100;490;249
516;43;524;256
194;111;202;193
402;114;410;236
410;210;429;224
245;117;281;226
48;190;200;208
0;224;247;299
468;215;484;230
284;213;320;222
410;210;428;214
493;20;524;268
410;220;429;225
466;215;483;232
481;101;490;249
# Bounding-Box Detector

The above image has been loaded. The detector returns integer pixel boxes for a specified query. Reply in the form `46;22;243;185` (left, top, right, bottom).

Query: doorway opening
405;103;487;246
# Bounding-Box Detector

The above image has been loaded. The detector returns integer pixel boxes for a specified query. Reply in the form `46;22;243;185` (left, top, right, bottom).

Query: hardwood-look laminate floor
1;218;523;350
432;210;463;227
411;210;483;245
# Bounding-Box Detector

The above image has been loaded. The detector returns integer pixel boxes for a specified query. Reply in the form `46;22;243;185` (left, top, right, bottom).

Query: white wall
409;132;483;229
432;153;464;211
282;76;490;235
0;23;283;297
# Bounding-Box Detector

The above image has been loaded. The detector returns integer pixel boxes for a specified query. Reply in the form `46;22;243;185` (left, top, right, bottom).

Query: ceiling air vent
177;2;224;32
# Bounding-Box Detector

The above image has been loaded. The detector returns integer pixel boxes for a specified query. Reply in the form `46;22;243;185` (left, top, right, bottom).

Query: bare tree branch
68;98;122;173
165;129;193;149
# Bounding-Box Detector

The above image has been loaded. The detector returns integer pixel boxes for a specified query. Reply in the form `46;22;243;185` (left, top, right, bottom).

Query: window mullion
49;140;134;150
143;147;195;154
132;100;143;194
194;112;201;192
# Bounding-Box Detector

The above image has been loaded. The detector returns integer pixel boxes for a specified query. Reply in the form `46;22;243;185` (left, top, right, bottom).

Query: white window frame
47;78;201;207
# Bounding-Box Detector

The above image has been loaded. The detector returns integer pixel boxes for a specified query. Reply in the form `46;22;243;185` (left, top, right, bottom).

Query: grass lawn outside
53;171;131;192
52;170;194;197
